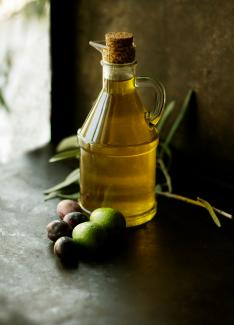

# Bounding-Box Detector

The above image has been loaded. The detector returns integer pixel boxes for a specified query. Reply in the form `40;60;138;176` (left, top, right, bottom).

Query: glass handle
135;77;166;126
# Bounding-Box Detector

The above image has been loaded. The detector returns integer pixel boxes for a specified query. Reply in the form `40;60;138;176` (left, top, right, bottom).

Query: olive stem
158;158;172;193
156;191;232;220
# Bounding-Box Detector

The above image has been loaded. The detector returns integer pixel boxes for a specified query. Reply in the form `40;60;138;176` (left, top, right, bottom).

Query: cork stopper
103;32;135;64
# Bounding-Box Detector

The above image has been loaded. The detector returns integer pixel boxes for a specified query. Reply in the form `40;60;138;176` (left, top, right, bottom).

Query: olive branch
44;90;232;227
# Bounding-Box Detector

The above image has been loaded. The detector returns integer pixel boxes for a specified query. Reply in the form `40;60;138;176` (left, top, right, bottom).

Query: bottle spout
89;40;107;55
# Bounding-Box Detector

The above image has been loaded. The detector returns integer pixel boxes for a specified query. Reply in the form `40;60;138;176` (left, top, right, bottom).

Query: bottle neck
101;61;137;94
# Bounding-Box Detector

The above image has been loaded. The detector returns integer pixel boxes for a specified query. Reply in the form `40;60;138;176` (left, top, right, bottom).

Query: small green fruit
72;221;107;254
90;207;126;240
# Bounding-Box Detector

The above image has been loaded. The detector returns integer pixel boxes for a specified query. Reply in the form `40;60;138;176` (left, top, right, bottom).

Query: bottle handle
135;77;166;127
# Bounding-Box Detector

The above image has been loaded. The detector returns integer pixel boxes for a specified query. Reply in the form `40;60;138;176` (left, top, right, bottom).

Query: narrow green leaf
156;191;231;221
155;184;162;193
164;90;194;146
0;89;10;112
43;173;79;194
44;191;60;201
44;191;80;201
56;135;79;152
157;100;175;132
65;168;80;182
49;149;80;162
197;197;221;227
158;142;172;162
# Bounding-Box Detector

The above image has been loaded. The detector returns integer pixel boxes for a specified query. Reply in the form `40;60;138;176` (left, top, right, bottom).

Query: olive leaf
44;170;80;194
44;191;80;201
164;90;193;146
156;191;231;226
155;184;162;192
159;143;172;159
157;100;175;132
197;197;221;228
49;149;80;162
65;168;80;181
0;89;10;112
158;142;172;168
56;135;78;152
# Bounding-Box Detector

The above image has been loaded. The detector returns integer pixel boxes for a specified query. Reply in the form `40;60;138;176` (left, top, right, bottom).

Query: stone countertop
0;145;234;325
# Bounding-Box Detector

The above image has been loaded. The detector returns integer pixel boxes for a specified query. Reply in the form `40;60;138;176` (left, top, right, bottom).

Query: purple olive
63;212;89;229
47;220;72;242
54;236;78;262
56;200;81;219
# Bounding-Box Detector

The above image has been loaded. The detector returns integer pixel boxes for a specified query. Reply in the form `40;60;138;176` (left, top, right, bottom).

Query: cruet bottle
78;32;165;227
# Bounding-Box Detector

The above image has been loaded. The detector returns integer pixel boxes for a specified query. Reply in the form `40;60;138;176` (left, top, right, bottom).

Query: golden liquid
78;77;158;227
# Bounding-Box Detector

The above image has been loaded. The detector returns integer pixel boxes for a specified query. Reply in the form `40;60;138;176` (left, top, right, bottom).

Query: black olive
47;220;72;242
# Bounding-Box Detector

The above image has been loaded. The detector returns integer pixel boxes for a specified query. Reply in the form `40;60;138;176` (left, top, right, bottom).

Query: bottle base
125;205;156;227
80;203;156;228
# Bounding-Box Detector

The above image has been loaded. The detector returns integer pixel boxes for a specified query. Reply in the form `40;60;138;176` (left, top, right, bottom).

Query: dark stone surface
0;145;234;324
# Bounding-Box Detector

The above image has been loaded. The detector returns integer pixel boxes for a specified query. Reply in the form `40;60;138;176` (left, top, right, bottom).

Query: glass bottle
78;32;165;227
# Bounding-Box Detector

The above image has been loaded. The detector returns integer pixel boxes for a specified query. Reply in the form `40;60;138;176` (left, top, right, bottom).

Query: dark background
51;0;234;184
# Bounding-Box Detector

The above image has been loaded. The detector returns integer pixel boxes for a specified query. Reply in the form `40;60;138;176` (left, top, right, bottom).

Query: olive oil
78;77;158;227
78;32;165;227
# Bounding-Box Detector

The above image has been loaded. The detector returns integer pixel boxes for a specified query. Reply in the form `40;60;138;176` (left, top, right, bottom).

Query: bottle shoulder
78;88;158;147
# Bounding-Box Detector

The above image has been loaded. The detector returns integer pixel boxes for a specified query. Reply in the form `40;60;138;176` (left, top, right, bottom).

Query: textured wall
52;0;234;173
74;0;234;166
